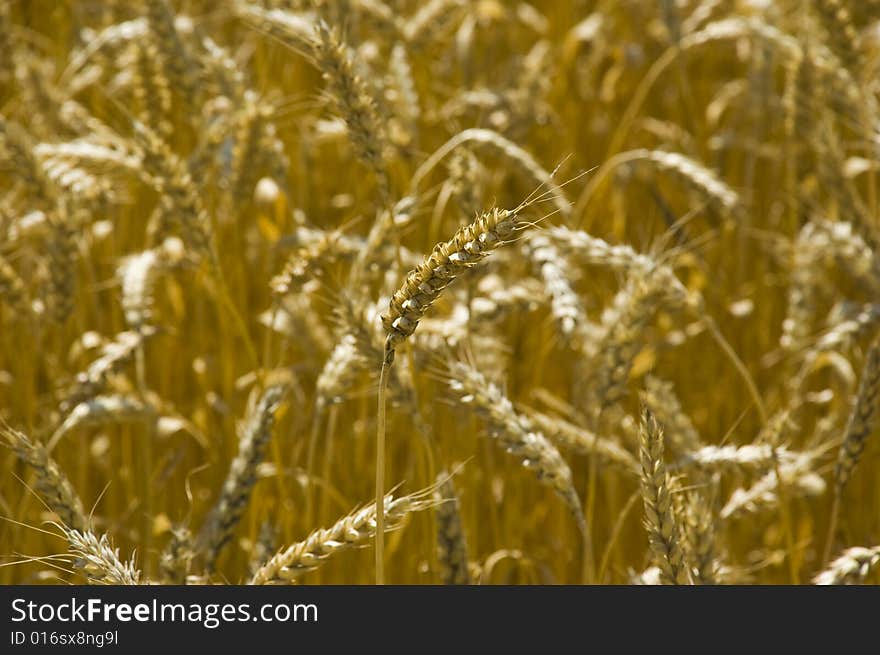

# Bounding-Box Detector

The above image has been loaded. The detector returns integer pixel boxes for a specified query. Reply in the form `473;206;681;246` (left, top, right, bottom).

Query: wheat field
1;0;879;586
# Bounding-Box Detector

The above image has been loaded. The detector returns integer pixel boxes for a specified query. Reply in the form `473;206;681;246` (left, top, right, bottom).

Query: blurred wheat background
2;0;880;585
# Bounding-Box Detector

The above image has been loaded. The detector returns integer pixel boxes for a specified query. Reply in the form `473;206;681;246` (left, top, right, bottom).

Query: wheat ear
814;546;880;585
824;334;880;562
447;361;585;536
250;485;438;584
683;491;720;585
197;385;287;569
2;423;87;531
433;473;471;585
159;525;194;584
638;407;691;585
63;527;142;585
376;198;544;582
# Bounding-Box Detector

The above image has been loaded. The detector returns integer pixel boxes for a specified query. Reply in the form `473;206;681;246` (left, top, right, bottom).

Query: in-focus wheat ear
382;206;534;363
375;193;550;583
